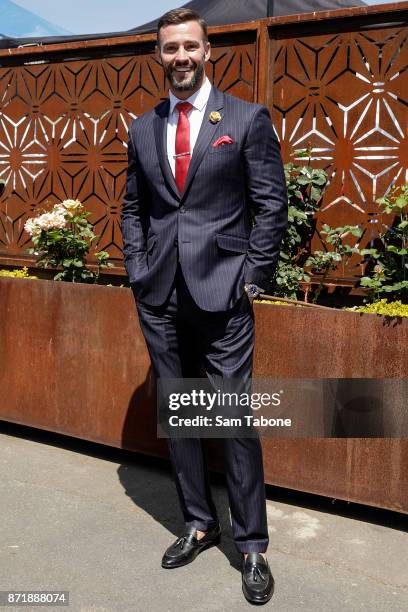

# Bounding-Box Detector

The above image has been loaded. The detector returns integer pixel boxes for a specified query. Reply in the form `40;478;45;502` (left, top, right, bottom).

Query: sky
11;0;186;34
9;0;403;35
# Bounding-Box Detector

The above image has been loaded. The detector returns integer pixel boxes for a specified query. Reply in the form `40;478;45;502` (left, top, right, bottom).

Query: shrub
360;184;408;302
346;299;408;318
274;151;328;299
25;199;113;283
275;151;361;303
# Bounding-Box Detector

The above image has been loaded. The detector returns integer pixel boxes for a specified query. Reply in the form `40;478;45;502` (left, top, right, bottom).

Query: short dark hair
157;8;208;44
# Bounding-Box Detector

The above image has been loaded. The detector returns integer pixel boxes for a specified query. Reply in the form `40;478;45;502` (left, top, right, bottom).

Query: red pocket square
212;135;234;147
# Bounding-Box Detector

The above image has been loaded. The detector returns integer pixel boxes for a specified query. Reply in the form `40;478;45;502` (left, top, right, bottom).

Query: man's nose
175;46;189;62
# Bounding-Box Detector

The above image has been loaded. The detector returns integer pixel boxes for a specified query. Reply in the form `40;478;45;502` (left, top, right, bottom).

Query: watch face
247;285;259;298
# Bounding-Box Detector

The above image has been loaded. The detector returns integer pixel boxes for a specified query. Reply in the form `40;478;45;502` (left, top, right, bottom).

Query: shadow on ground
1;419;407;553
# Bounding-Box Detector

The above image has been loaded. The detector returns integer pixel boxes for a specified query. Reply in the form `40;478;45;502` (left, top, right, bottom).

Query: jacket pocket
209;143;238;154
216;233;248;253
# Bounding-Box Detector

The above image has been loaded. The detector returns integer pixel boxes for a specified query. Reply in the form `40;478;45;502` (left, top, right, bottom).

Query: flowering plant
24;200;112;283
0;266;38;279
274;150;329;299
359;183;408;302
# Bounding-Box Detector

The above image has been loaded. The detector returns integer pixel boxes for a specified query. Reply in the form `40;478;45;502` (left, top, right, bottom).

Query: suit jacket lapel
153;99;180;200
180;87;225;200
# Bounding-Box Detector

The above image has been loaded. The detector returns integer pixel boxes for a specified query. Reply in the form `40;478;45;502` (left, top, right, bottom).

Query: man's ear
204;41;211;62
155;44;162;64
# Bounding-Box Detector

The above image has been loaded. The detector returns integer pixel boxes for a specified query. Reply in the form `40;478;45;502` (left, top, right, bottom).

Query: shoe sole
242;584;274;605
161;534;221;569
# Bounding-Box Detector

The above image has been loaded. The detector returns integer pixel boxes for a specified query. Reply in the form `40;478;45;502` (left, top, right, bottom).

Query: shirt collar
169;77;212;115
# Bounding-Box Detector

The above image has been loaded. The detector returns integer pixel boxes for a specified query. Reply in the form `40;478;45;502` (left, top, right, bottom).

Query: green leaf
348;226;363;237
361;277;381;288
395;196;408;209
386;246;407;255
292;149;310;158
310;186;321;201
312;175;327;185
296;176;312;185
289;208;308;221
360;248;380;257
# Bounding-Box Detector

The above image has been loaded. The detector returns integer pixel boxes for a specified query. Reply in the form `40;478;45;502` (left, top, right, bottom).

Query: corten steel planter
254;302;407;514
0;277;407;512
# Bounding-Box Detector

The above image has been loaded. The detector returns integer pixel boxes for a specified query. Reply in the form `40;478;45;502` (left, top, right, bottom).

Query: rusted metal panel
253;302;407;378
253;302;408;512
267;8;408;283
0;278;407;512
0;277;166;456
261;438;408;514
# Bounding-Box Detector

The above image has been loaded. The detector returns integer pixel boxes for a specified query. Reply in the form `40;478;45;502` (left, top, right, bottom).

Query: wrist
244;283;264;299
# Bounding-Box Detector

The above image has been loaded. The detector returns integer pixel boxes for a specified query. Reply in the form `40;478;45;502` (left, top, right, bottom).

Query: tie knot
176;102;193;115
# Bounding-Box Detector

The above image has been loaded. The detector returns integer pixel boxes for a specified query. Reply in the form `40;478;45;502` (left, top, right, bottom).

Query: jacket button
179;206;186;214
174;239;178;246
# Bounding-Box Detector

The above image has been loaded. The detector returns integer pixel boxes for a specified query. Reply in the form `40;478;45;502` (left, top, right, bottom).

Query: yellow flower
209;111;222;124
59;199;83;216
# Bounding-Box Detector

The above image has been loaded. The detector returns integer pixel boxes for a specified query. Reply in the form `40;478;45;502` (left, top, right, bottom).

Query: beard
164;59;205;92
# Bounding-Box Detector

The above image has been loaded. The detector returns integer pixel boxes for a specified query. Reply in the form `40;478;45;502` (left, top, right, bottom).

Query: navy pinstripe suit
121;85;288;553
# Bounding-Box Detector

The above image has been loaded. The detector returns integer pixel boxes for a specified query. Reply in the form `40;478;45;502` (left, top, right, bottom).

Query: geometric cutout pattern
0;37;256;271
271;24;408;280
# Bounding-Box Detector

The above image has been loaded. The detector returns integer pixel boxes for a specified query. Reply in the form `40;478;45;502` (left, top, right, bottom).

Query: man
121;8;287;605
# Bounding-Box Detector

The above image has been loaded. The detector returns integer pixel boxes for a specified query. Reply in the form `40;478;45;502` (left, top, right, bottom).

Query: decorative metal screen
270;20;408;281
0;34;256;272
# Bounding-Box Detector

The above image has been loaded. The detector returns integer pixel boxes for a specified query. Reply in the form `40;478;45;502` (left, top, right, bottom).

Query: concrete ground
1;423;407;612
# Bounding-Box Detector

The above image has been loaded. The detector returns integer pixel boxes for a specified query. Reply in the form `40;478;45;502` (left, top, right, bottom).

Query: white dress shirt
167;76;212;176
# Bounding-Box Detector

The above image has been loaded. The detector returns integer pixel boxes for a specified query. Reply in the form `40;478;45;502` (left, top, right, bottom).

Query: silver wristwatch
244;283;264;299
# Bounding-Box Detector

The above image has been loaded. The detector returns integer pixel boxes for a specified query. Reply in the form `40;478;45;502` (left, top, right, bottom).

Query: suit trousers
135;265;269;553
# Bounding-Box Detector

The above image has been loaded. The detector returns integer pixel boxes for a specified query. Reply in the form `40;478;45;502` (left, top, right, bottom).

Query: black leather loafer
242;553;274;604
161;523;221;569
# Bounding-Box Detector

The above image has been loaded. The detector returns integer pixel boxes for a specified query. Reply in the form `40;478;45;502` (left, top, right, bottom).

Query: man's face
157;20;210;96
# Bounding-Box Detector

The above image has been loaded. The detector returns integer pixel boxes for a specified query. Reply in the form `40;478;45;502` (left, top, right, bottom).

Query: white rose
59;199;83;216
36;211;67;231
53;204;67;216
51;211;67;229
24;217;41;237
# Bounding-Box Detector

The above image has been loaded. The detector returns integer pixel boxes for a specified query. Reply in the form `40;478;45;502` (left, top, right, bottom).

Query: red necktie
175;101;193;193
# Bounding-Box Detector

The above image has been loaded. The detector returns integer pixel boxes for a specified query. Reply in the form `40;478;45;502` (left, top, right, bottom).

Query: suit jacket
121;86;288;312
